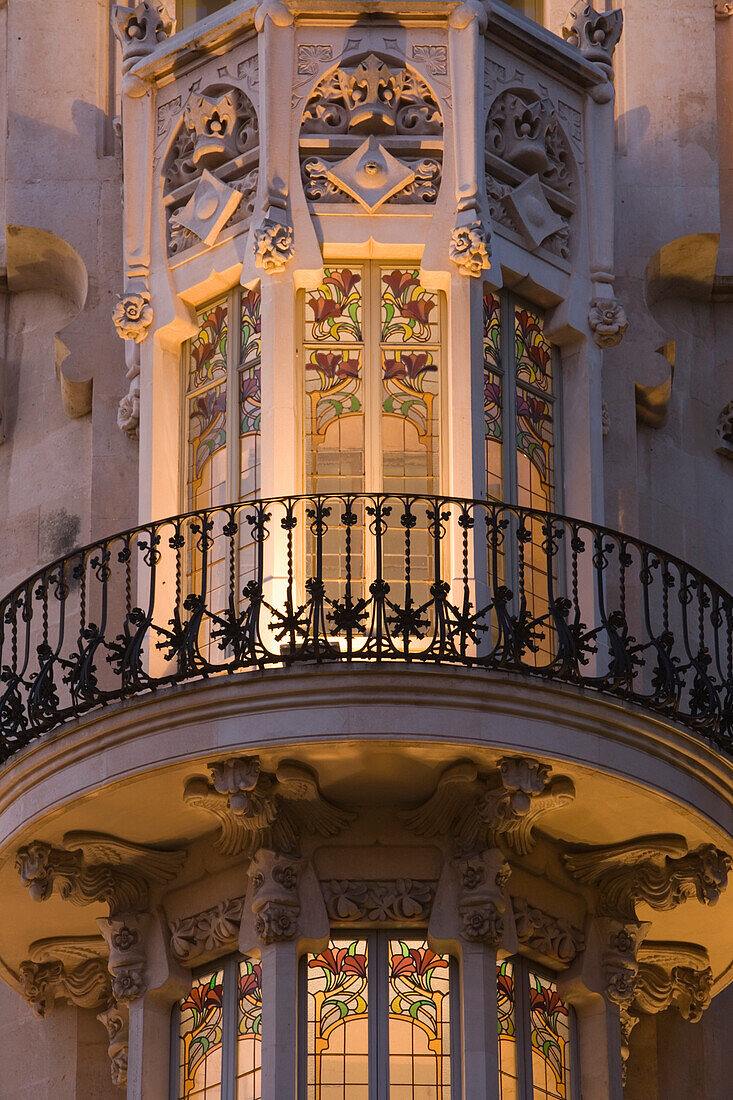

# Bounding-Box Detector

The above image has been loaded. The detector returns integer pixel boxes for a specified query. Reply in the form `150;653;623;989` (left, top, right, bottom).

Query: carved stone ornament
163;82;259;257
15;832;186;917
449;221;491;277
184;755;355;856
248;848;302;944
112;1;172;75
485;90;575;260
253;217;294;274
588;297;628;348
323;879;437;923
98;912;152;1005
300;53;443;209
19;937;111;1017
512;897;585;964
98;1003;130;1089
562;834;732;921
117;385;140;439
112;291;153;343
562;3;624;66
715;0;733;17
633;942;713;1022
596;917;650;1008
716;399;733;458
170;896;246;963
454;848;511;946
402;756;575;856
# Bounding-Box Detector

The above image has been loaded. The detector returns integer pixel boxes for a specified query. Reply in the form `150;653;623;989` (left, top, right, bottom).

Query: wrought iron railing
0;494;731;760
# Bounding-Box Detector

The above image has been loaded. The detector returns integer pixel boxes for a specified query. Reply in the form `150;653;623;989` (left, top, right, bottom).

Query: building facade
0;0;732;1097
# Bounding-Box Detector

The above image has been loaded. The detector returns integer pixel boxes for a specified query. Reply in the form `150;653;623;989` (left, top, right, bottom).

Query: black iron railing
0;494;731;760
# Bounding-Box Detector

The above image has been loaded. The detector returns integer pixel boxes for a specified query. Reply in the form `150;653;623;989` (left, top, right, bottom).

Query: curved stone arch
298;50;445;211
161;81;260;259
484;86;579;262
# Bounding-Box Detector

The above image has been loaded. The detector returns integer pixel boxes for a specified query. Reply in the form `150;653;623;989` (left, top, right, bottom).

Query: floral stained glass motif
483;291;503;500
189;304;228;391
240;289;261;366
497;959;519;1100
382;350;438;440
237;956;263;1100
306;938;369;1099
529;971;571;1100
381;270;439;344
514;304;554;511
388;939;452;1099
189;381;228;503
179;969;225;1099
305;268;362;343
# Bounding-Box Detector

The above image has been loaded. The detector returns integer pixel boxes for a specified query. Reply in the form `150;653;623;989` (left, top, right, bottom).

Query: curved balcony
0;494;731;759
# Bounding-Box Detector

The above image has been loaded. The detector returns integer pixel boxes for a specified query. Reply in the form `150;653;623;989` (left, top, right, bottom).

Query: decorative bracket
453;848;511;945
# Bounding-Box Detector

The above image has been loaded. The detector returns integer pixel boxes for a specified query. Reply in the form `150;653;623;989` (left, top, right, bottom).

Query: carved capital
16;833;186;917
97;1003;130;1090
562;3;623;65
170;896;246;963
403;756;574;856
254;0;294;31
112;2;171;75
449;0;488;31
588;297;628;348
249;849;302;944
19;937;112;1017
184;756;354;857
716;400;733;458
253;218;294;274
323;879;437;923
512;897;585;964
563;835;731;921
99;913;151;1004
454;848;511;947
112;291;153;343
595;917;650;1008
449;220;491;277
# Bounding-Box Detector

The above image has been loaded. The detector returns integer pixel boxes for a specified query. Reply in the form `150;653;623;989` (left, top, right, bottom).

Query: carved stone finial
15;833;186;917
170;896;246;963
97;1003;129;1089
184;756;355;856
588;297;628;348
453;848;511;946
512;897;585;964
249;848;302;944
402;756;575;856
562;835;732;921
112;291;153;343
253;218;294;274
716;400;733;458
19;937;112;1017
112;2;171;74
449;221;491;277
562;3;624;66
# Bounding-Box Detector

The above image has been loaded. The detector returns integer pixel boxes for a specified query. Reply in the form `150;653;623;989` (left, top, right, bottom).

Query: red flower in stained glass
383;353;436;381
239;964;262;999
312;351;359;380
401;297;436;326
484;378;501;407
515;308;542;339
530;984;567;1018
391;947;448;978
308;296;344;324
324;268;360;298
527;342;551;374
241;290;261;328
310;946;367;978
516;391;550;426
240;373;260;403
497;970;514;1001
182;978;223;1015
383;270;420;300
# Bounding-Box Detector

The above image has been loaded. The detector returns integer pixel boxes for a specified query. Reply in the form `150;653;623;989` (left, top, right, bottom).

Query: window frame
297;929;462;1100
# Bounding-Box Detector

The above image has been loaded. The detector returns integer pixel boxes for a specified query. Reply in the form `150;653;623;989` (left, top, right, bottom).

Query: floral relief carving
183;755;354;856
485;88;576;260
449;221;491;277
112;1;172;75
402;757;575;856
716;399;733;458
562;835;731;921
170;896;246;962
112;291;153;343
411;45;448;77
588;297;628;348
299;53;444;210
633;942;713;1022
323;879;437;923
98;1003;129;1090
715;0;733;17
512;897;585;964
163;81;259;256
453;849;511;946
597;918;650;1008
297;44;333;75
254;217;294;273
249;848;302;945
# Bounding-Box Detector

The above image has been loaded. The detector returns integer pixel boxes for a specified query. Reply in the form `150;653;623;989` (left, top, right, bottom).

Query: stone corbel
586;916;651;1009
453;848;512;946
15;831;187;917
448;2;491;277
98;1002;130;1090
716;399;733;457
402;756;575;856
562;833;732;922
112;284;154;440
18;936;112;1018
253;0;295;277
183;755;355;857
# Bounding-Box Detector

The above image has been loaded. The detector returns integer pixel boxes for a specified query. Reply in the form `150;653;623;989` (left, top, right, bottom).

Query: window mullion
502;293;518;505
221;956;238;1100
228;289;239;505
370;931;389;1100
367;263;382;495
515;957;534;1100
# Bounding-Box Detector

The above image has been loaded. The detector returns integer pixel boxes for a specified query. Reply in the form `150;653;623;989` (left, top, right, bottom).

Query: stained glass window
496;957;575;1100
175;955;262;1100
303;932;457;1099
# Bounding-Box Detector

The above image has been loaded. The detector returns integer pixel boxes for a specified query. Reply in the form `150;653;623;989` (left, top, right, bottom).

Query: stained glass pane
483;291;503;501
237;955;262;1100
528;970;572;1100
306;938;370;1100
179;969;225;1099
388;938;452;1099
189;303;228;392
188;380;227;511
514;305;552;394
497;959;519;1100
381;269;439;345
240;289;261;367
305;268;363;344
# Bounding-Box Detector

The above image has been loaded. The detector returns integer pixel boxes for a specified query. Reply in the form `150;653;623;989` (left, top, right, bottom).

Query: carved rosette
112;2;172;75
449;221;491;277
453;849;511;947
323;879;437;923
562;3;624;65
588;297;628;348
99;915;149;1004
596;918;651;1008
249;849;303;945
112;292;154;343
170;896;246;963
512;897;585;965
253;218;294;274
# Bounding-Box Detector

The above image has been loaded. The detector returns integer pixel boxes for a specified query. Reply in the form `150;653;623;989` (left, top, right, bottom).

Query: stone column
714;0;733;290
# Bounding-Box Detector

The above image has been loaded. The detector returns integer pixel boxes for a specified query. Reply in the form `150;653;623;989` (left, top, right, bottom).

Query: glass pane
240;289;261;367
306;938;370;1099
497;959;519;1100
528;970;572;1100
237;955;263;1100
189;302;228;392
483;290;503;501
388;938;452;1099
179;968;225;1100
